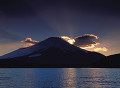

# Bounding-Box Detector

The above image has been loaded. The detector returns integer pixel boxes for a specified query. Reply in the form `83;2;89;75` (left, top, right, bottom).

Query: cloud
21;37;39;44
21;35;108;53
61;36;75;44
73;34;99;48
94;47;108;52
61;34;108;52
21;37;39;47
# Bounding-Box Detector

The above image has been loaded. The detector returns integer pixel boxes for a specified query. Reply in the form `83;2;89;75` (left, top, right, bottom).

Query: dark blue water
0;68;120;88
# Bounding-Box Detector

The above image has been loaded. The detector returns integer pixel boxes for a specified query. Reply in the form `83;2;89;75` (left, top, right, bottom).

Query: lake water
0;68;120;88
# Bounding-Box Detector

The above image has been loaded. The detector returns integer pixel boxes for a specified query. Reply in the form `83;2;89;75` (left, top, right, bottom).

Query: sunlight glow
86;34;99;39
80;43;100;49
21;37;39;47
62;68;76;87
61;35;108;53
94;47;108;52
61;36;75;44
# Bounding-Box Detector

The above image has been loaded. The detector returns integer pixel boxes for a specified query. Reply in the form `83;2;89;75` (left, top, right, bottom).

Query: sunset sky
0;0;120;56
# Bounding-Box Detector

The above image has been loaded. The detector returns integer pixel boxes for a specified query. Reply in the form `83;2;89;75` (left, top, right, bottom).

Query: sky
0;0;120;56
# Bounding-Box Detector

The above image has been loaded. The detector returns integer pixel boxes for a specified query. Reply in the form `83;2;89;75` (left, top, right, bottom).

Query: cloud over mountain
61;36;75;44
21;34;108;52
73;34;99;48
94;47;108;52
61;34;108;52
21;38;39;47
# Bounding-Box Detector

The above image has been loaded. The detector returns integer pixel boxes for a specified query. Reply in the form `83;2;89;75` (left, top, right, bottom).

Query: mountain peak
0;37;105;67
0;37;88;59
38;37;69;45
45;37;62;40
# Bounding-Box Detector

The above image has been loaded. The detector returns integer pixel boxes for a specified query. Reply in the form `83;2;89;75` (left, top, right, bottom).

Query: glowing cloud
74;34;99;48
61;36;75;44
94;47;108;52
61;34;108;52
21;38;39;47
21;35;108;53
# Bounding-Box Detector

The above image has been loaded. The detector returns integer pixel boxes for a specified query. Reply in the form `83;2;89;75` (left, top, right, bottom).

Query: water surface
0;68;120;88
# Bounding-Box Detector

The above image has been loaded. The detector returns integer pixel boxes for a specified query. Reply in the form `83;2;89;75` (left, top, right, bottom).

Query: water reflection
82;68;107;88
0;69;13;88
61;68;120;88
62;68;77;88
0;68;119;88
19;69;35;88
0;68;36;88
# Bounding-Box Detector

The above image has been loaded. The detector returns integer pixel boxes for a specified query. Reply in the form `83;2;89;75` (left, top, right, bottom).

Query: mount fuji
0;37;105;67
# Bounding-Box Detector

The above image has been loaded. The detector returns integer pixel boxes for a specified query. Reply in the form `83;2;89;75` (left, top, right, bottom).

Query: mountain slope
93;54;120;67
0;37;105;67
0;37;88;59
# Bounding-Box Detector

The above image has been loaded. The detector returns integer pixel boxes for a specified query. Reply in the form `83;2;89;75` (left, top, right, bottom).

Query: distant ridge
93;53;120;68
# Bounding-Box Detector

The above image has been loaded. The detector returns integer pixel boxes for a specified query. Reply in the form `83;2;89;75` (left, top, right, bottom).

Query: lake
0;68;120;88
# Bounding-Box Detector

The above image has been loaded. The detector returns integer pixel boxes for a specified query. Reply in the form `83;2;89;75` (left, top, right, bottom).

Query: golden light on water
62;68;76;88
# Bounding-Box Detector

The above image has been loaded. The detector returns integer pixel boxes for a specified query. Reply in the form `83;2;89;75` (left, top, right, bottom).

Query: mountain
0;37;105;67
93;53;120;68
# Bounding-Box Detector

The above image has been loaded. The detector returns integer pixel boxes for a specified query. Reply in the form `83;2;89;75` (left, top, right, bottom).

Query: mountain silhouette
93;53;120;68
0;37;105;67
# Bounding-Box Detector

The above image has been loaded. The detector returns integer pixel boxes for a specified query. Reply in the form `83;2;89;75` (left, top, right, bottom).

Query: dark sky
0;0;120;55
